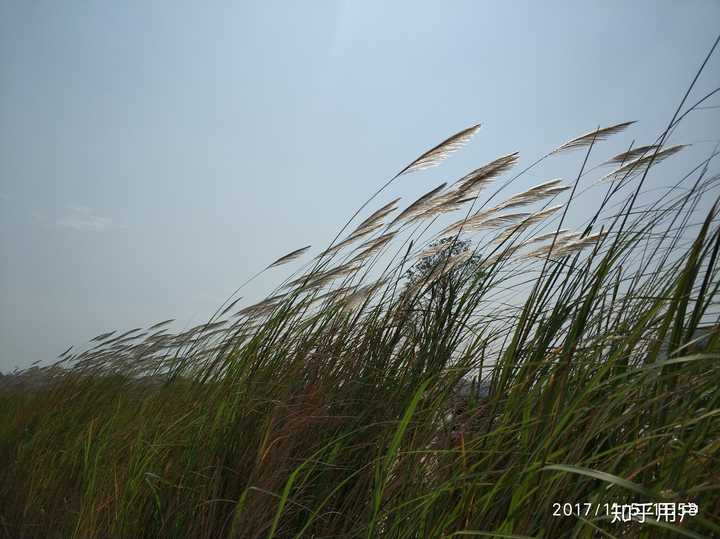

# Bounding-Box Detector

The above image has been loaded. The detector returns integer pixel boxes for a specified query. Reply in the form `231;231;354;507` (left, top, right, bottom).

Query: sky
1;1;719;372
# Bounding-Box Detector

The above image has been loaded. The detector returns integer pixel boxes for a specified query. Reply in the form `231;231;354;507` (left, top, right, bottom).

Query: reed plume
352;198;401;235
390;183;448;226
551;121;636;154
493;204;564;244
495;179;568;210
599;144;688;182
146;319;175;331
396;124;481;176
90;331;116;343
452;152;520;196
267;245;312;269
603;145;660;165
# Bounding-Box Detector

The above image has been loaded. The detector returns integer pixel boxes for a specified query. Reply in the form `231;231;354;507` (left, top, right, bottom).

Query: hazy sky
1;1;719;372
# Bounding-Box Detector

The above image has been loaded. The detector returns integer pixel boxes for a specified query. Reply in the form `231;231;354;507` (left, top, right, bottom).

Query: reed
1;60;719;538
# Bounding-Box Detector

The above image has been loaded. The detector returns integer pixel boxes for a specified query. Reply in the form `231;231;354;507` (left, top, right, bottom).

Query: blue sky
1;1;719;371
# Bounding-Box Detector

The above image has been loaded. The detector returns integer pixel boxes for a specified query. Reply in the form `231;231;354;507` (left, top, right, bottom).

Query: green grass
2;77;720;537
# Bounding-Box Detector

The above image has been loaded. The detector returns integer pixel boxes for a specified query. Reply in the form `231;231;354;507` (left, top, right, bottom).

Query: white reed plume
599;145;688;182
267;245;312;269
551;121;636;154
397;124;482;176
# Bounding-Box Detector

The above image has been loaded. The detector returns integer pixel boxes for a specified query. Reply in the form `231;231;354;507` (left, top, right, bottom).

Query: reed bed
2;70;720;537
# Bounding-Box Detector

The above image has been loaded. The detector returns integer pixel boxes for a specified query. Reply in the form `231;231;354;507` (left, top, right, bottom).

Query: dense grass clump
2;97;720;536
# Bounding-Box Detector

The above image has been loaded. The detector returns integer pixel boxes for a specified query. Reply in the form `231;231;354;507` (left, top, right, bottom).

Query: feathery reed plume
540;185;573;196
520;203;564;222
356;232;394;252
110;332;149;348
322;263;364;284
523;243;560;259
146;330;171;341
493;204;564;244
285;263;361;292
203;327;229;339
551;121;636;154
603;145;660;166
352;198;401;235
468;212;532;231
236;294;287;319
454;196;478;205
340;279;386;311
146;319;175;331
452;152;520;195
523;229;570;246
555;231;608;256
396;124;481;177
435;209;497;239
495;179;567;210
102;328;143;346
90;331;116;343
306;264;361;290
409;193;471;222
599;145;688;182
315;222;385;260
525;231;604;258
350;232;396;263
267;245;311;269
309;285;357;306
416;241;456;260
390;183;447;226
187;320;227;335
341;290;370;312
219;297;244;317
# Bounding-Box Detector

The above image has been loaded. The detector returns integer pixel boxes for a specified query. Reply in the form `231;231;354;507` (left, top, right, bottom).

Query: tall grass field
2;53;720;538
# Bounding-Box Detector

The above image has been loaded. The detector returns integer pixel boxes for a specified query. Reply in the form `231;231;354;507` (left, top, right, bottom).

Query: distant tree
404;237;484;294
402;237;485;338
